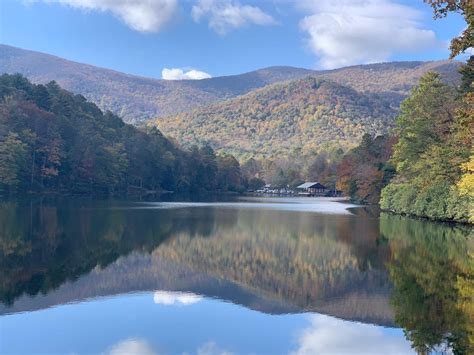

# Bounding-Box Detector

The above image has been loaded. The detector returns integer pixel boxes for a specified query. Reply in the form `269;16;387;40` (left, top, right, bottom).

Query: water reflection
381;214;473;354
292;313;413;354
0;199;472;354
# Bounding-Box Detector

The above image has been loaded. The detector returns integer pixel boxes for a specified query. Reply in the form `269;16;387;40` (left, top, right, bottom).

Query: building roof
296;182;326;189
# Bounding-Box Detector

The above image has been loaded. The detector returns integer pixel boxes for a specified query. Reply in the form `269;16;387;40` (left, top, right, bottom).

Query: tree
336;134;395;204
380;72;471;222
0;132;27;192
424;0;473;57
391;72;458;181
217;154;242;191
459;56;474;93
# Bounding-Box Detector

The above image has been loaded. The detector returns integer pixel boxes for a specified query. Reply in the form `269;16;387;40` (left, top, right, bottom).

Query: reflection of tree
0;200;218;305
381;213;473;354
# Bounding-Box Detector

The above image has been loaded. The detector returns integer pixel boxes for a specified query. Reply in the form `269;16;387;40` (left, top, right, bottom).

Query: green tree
0;132;27;191
380;72;471;222
391;72;457;182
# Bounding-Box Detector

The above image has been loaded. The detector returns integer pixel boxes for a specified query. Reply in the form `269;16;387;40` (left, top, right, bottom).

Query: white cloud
33;0;177;32
292;314;414;355
153;290;203;304
106;338;157;355
197;341;233;355
162;68;212;80
298;0;443;69
192;0;277;35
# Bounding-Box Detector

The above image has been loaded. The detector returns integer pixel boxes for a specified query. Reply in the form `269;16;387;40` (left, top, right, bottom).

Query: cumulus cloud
162;68;212;80
192;0;277;35
298;0;443;69
153;290;203;304
292;314;414;355
33;0;177;32
106;338;157;355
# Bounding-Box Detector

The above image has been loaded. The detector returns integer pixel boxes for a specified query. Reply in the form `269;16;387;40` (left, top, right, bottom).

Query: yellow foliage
458;154;474;196
457;152;474;221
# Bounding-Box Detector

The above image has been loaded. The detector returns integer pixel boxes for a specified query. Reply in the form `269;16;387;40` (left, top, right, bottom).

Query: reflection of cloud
292;314;414;355
153;291;203;305
106;338;157;355
197;341;233;355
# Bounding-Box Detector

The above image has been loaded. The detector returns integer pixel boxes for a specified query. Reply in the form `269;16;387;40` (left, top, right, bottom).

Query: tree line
0;74;245;195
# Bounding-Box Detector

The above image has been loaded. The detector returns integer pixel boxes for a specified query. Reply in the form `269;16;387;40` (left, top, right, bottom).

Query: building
296;182;327;196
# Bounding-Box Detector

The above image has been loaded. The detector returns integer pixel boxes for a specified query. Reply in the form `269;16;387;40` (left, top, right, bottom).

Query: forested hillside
0;74;243;195
152;77;398;158
0;45;460;124
314;60;460;108
0;45;314;123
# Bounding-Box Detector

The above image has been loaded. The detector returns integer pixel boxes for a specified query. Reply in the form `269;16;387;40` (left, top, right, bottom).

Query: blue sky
0;0;468;79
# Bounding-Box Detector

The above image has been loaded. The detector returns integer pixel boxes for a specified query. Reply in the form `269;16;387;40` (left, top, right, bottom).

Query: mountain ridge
0;44;317;122
0;44;461;125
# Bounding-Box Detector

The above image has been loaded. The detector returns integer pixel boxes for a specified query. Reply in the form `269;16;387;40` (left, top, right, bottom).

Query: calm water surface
0;197;472;354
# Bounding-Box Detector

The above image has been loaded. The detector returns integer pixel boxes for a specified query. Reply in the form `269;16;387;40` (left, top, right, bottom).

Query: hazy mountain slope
0;44;314;123
312;61;461;110
152;77;399;158
0;45;461;125
315;60;460;94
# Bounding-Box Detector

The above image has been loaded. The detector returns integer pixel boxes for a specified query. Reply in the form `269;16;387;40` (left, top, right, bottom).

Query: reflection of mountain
153;209;393;320
1;251;394;326
0;201;395;326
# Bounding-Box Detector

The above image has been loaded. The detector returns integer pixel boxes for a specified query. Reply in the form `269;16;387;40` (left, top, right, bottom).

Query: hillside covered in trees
0;45;460;124
152;77;399;158
0;45;315;123
0;74;244;195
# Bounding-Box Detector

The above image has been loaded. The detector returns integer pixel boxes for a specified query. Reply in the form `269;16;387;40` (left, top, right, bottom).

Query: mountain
311;60;461;103
152;77;400;158
0;45;461;125
0;45;314;123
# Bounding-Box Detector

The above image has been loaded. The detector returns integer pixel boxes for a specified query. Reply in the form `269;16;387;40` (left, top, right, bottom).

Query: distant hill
152;77;400;158
0;45;314;123
0;45;461;125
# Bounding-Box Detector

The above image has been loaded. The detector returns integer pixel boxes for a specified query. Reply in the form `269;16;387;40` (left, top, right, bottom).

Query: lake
0;197;472;354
